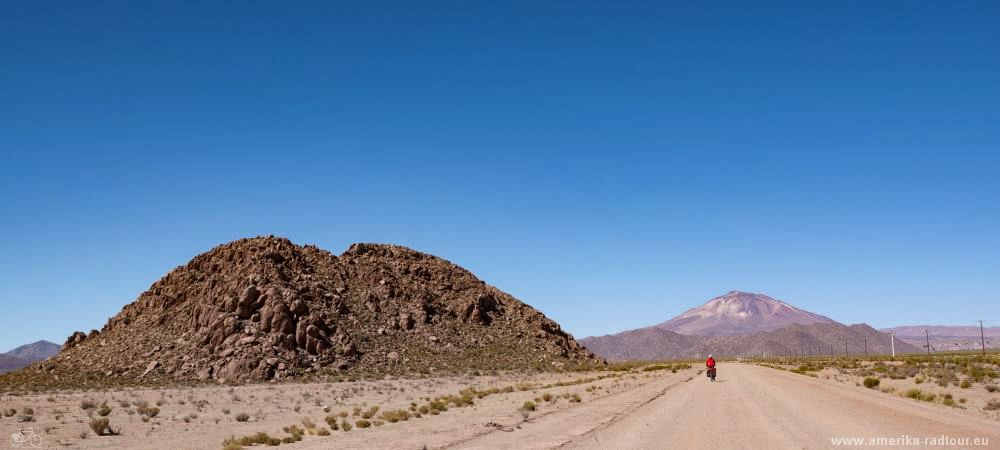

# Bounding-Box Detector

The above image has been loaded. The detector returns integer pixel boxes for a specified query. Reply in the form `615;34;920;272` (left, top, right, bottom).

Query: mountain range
880;325;1000;352
581;291;921;360
0;340;61;373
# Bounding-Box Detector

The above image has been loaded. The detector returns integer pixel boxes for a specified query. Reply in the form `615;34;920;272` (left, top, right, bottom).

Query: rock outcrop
4;237;597;387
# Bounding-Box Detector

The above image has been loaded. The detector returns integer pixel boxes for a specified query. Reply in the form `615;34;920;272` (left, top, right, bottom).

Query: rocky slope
2;237;597;388
656;291;836;336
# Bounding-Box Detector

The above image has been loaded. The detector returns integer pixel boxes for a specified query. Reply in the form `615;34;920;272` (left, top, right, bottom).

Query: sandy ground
2;364;998;449
0;368;667;450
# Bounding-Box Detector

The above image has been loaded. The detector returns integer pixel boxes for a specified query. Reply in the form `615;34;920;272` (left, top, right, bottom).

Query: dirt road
455;364;1000;449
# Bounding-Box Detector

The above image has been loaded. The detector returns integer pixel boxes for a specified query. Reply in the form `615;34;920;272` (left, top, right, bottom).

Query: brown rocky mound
4;237;597;387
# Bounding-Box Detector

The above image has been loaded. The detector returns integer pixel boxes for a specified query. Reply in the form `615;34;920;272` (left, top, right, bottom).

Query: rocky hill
656;291;836;336
1;237;597;388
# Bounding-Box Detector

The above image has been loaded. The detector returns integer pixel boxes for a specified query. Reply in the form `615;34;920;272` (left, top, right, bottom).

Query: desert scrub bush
356;419;372;428
97;404;112;417
325;415;340;430
426;400;447;414
964;364;998;382
361;405;380;419
521;401;537;412
863;377;880;389
281;425;304;443
88;417;119;436
986;384;999;393
80;399;98;410
3;408;15;417
341;419;352;431
569;393;582;403
136;403;159;418
380;409;411;423
542;393;553;402
960;380;972;389
983;399;1000;411
223;432;281;448
904;389;923;400
234;412;250;422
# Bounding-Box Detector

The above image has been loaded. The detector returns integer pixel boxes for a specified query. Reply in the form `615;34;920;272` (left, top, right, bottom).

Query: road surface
452;364;1000;449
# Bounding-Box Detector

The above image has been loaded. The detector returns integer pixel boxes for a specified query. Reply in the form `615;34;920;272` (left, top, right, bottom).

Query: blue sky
2;1;998;352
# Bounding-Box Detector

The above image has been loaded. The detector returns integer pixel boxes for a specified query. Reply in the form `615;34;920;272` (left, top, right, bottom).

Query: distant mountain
0;341;60;374
880;325;1000;351
656;291;836;336
4;340;61;361
581;291;920;361
582;322;920;361
0;354;31;374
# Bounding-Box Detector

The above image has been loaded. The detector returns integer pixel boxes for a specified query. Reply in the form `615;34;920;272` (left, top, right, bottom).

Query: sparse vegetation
863;377;880;389
222;432;281;448
235;412;250;422
88;417;119;436
380;409;411;423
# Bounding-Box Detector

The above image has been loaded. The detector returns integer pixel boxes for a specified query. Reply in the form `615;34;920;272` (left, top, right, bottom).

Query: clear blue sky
2;1;998;352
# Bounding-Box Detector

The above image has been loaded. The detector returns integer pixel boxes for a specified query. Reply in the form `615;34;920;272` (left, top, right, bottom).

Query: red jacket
706;357;716;368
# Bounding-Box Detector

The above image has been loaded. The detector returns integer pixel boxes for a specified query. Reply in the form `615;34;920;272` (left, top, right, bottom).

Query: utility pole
890;332;896;358
864;336;868;358
979;320;987;356
925;329;931;356
845;341;849;358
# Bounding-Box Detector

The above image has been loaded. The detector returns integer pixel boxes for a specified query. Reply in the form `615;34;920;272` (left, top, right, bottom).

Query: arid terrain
3;359;998;449
3;239;998;449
